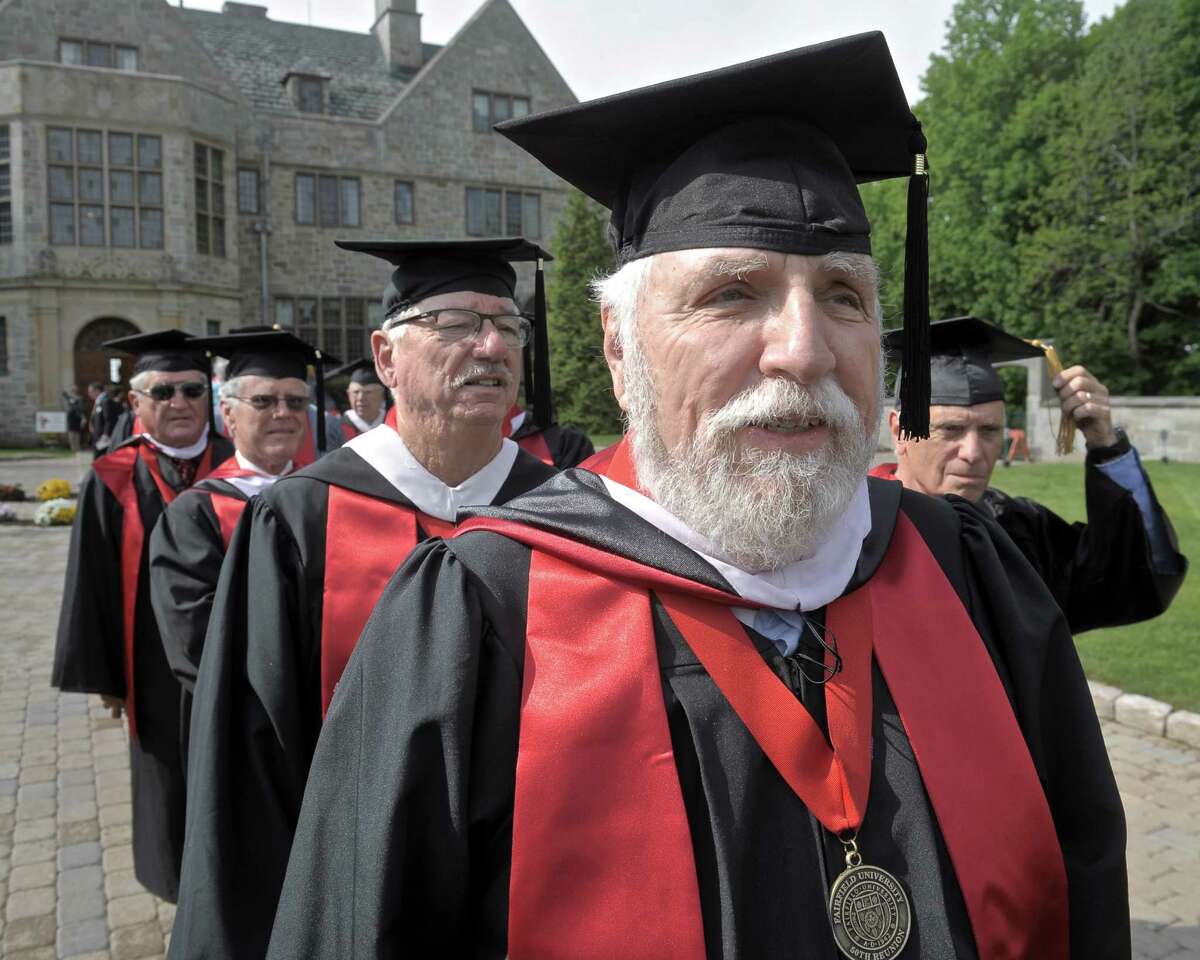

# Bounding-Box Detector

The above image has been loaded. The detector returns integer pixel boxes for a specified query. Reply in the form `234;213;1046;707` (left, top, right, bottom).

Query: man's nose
471;322;511;360
758;295;837;384
958;430;987;462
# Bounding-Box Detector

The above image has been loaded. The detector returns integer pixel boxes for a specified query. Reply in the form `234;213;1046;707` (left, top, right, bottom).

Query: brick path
0;456;1197;959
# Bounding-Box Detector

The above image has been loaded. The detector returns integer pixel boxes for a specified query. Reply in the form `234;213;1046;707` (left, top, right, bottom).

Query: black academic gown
511;417;595;468
267;473;1129;960
51;432;234;903
167;445;557;960
148;476;253;763
980;440;1187;634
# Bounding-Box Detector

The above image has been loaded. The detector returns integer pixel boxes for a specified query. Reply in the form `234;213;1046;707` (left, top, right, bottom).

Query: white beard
623;336;882;573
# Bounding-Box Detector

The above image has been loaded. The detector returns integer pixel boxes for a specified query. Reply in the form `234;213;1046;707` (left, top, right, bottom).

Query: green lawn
991;461;1198;711
592;434;621;450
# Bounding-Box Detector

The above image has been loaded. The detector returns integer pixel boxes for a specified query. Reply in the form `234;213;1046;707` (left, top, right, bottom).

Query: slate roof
179;7;442;120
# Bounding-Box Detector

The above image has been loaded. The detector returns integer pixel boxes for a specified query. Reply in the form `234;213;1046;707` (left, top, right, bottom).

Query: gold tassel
1029;339;1075;455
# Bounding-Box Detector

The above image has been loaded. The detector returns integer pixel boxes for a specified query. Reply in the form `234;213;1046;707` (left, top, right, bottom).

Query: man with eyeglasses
52;330;233;904
168;239;561;960
148;330;319;767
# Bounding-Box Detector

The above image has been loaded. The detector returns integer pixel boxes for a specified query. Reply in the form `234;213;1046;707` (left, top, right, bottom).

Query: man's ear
601;306;628;412
370;330;396;389
127;390;141;416
887;408;903;457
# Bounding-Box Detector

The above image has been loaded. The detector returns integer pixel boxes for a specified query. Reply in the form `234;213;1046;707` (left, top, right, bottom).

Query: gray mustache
451;364;512;389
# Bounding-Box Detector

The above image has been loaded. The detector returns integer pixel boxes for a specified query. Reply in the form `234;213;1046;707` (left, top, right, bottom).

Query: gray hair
129;371;155;392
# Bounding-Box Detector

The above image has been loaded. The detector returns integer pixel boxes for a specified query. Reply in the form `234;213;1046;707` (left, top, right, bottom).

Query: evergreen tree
546;190;622;435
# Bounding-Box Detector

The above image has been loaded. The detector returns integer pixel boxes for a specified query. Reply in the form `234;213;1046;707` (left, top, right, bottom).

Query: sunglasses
230;394;309;412
135;382;209;402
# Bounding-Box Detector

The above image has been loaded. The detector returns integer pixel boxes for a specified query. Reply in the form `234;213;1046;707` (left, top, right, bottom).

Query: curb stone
1088;680;1200;748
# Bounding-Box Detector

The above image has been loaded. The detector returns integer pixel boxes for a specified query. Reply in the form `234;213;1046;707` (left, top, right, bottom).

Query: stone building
0;0;575;445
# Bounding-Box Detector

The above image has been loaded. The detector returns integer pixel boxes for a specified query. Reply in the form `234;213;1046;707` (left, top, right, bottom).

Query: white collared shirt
600;475;872;620
345;424;518;521
224;451;293;498
344;409;385;434
144;425;210;460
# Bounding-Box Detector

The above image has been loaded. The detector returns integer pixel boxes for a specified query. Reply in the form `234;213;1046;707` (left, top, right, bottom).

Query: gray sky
184;0;1122;104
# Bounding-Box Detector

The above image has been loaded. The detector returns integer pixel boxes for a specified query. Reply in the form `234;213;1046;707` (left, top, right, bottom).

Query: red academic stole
197;457;265;548
318;487;455;716
451;441;1070;959
503;404;555;466
869;461;899;480
94;439;217;739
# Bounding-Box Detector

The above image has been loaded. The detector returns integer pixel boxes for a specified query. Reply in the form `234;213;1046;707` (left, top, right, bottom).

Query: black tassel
521;344;535;410
531;258;554;428
206;352;218;437
314;350;327;455
899;147;930;441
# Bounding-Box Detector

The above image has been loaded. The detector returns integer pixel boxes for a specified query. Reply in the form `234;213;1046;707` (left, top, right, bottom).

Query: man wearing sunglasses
169;239;561;960
148;330;319;767
52;330;234;905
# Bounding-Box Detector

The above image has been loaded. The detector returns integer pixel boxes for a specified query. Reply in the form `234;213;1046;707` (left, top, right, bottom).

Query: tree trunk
1127;287;1145;386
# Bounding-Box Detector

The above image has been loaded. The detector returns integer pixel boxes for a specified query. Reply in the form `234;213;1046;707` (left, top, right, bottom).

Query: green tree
1023;0;1200;393
546;190;621;434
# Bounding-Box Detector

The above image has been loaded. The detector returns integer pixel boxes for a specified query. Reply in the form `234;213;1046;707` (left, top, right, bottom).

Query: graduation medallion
828;836;912;960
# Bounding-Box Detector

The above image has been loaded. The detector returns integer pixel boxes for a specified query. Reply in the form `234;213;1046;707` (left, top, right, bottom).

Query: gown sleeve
549;424;596;469
986;457;1186;633
170;496;321;960
267;535;528;960
51;468;125;697
949;497;1130;960
148;491;227;693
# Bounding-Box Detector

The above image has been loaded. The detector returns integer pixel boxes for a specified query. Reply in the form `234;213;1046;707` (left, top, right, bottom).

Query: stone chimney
373;0;423;73
222;2;268;17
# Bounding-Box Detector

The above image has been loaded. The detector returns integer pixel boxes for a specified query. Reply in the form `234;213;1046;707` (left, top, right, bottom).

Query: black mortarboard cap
103;330;208;376
496;31;932;437
884;316;1045;407
193;328;334;454
336;237;557;430
328;358;383;387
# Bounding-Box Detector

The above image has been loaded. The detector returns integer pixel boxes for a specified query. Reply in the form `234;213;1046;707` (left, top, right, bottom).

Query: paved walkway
0;456;1197;958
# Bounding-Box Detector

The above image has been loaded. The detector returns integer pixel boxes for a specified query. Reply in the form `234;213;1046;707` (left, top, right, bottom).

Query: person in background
874;316;1187;634
87;381;122;458
328;358;387;440
149;330;316;763
53;331;233;903
63;384;85;452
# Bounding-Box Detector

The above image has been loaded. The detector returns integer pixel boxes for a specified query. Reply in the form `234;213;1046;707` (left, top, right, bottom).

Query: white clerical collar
344;409;384;434
345;424;518;521
600;475;871;613
509;409;527;433
225;451;292;497
145;426;210;460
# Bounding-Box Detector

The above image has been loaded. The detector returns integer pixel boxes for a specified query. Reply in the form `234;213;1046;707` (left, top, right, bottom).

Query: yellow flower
36;478;72;501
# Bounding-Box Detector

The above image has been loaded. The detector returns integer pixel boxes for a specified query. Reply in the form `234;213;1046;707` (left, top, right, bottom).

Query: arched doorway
74;317;140;393
74;318;140;435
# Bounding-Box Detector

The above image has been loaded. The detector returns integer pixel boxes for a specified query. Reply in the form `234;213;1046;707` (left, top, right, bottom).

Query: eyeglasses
230;394;309;412
134;382;209;402
388;309;532;348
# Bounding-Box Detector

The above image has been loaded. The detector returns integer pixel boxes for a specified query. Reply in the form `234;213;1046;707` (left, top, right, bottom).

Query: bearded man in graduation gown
168;238;560;960
52;331;233;903
148;330;319;761
268;35;1129;960
873;317;1187;634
